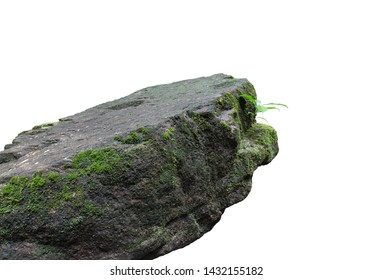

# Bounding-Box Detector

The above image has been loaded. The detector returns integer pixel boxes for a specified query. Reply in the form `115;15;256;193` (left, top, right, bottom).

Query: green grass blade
256;104;268;113
257;116;268;122
241;94;256;104
265;106;281;111
263;102;288;108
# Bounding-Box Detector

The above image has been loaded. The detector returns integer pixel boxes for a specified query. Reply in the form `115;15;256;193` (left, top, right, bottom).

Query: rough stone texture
0;74;279;259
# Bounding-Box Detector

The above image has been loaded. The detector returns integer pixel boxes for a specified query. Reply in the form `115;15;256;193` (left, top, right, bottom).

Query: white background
1;0;371;279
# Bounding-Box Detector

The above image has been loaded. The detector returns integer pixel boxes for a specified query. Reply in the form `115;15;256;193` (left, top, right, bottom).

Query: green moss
216;92;244;131
0;148;123;216
32;122;57;130
48;172;62;183
0;227;11;240
0;144;133;220
0;171;98;216
114;131;140;144
191;114;210;130
58;186;74;201
179;122;191;135
246;123;277;147
236;93;256;130
67;172;78;182
220;121;231;131
238;92;257;121
159;163;179;188
114;134;125;143
9;176;19;185
156;128;181;188
162;131;170;140
162;127;175;141
2;184;12;196
30;175;46;189
26;203;42;213
115;128;152;145
242;81;256;97
0;176;25;213
68;215;84;230
240;93;255;103
214;86;258;132
217;92;239;111
216;92;247;130
125;131;140;144
83;200;100;215
138;127;151;140
72;147;121;175
236;123;279;176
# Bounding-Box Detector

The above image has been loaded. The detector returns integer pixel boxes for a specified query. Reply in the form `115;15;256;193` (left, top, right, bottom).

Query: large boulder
0;74;279;259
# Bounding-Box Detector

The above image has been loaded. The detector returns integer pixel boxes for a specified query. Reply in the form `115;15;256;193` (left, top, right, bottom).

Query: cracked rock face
0;74;279;259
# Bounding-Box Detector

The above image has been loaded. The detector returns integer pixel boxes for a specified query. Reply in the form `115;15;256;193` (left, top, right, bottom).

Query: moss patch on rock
32;122;58;130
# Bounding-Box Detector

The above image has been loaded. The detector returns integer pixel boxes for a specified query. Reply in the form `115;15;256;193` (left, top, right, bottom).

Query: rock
0;74;279;259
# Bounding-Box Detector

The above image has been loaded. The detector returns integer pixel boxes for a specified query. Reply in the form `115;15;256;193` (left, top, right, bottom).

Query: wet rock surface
0;74;279;259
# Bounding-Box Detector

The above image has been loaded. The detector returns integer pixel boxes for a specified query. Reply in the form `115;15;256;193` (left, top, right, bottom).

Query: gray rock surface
0;74;279;259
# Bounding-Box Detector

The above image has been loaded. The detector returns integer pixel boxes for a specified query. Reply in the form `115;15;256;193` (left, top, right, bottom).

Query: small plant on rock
241;94;287;122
